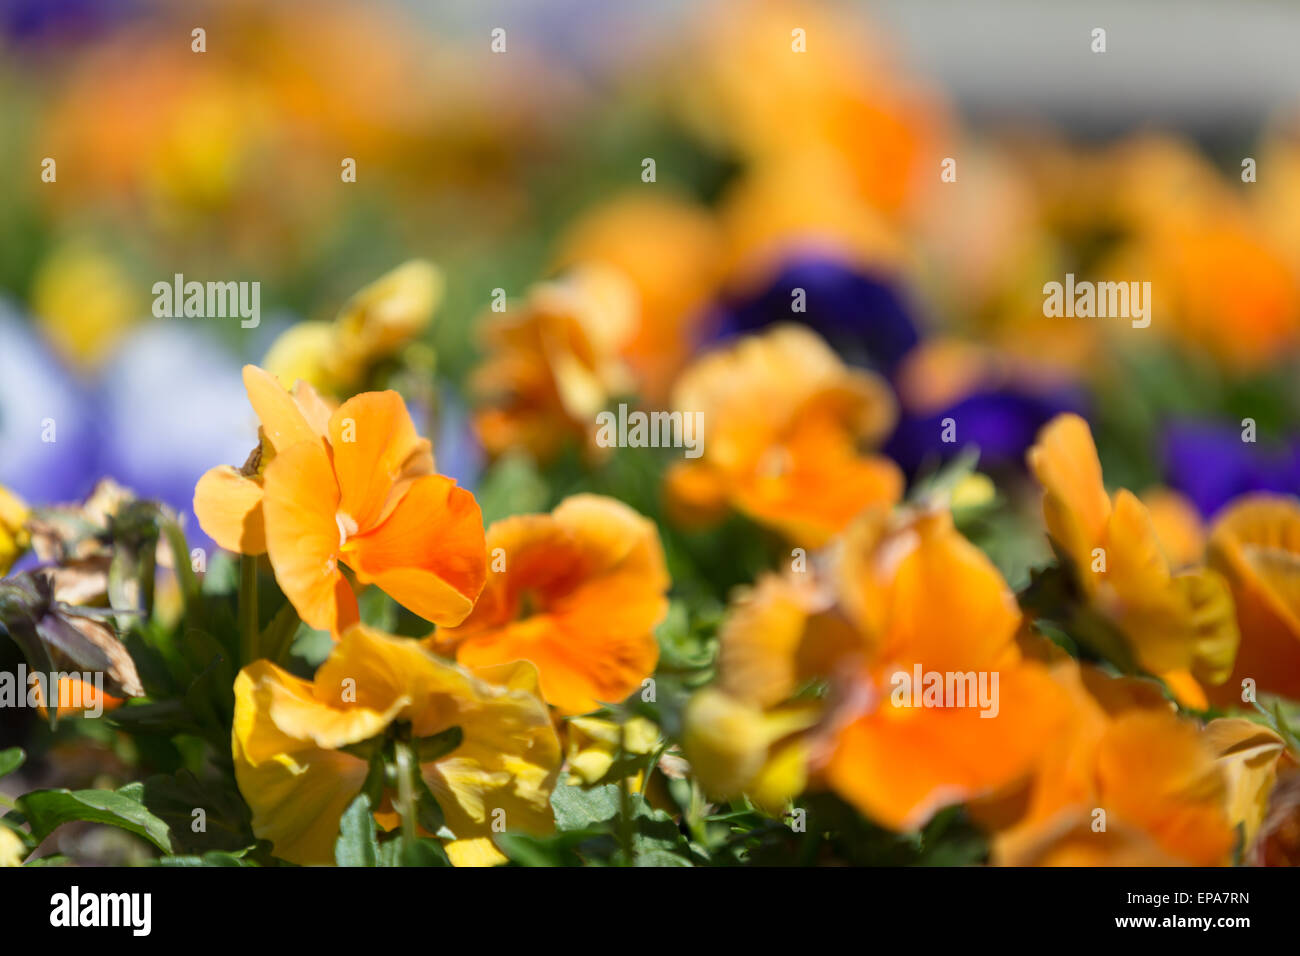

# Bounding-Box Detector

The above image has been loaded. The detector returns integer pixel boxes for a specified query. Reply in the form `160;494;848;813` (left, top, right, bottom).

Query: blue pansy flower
95;322;256;545
0;304;97;504
703;252;920;374
1163;420;1300;519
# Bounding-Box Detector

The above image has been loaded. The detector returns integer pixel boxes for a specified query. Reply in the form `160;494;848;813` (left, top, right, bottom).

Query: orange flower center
335;510;360;550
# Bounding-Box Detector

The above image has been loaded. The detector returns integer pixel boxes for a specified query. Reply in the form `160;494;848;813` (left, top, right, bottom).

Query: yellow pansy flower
233;624;560;866
332;259;443;383
262;260;443;394
261;321;337;395
1204;717;1286;853
565;716;661;788
31;244;139;370
0;826;25;867
0;486;30;576
682;688;817;814
1027;413;1239;705
1207;494;1300;703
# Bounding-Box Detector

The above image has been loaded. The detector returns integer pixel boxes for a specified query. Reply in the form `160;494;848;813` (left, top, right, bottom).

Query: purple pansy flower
702;251;921;374
700;252;1085;475
0;304;98;504
1163;420;1300;519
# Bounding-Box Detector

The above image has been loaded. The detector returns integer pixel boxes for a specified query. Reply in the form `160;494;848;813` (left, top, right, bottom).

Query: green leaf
633;847;692;867
0;747;24;779
0;816;35;857
494;830;600;867
17;787;173;853
1018;550;1138;673
358;587;399;634
400;837;452;867
412;773;446;835
259;601;302;665
158;849;259;867
476;453;549;525
334;793;379;867
139;771;256;854
375;834;405;867
628;795;693;865
414;726;463;763
492;833;558;867
914;806;989;866
288;626;333;670
551;782;620;831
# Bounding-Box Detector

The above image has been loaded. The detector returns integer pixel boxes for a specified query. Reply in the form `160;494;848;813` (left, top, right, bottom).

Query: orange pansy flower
685;506;1066;830
665;324;902;548
1140;487;1206;571
556;193;724;403
195;365;486;635
1206;494;1300;702
431;494;668;716
472;266;638;462
1126;212;1300;373
1027;413;1239;705
688;0;944;221
820;509;1066;830
1094;136;1300;373
194;365;334;555
987;662;1243;866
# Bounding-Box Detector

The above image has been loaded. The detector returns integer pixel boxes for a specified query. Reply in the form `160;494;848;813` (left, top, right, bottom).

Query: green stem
641;741;670;795
238;554;259;666
394;740;418;845
617;736;635;866
1252;700;1300;757
138;543;156;620
162;521;199;613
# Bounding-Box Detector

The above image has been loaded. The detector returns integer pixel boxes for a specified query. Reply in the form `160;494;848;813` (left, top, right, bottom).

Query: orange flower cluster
681;412;1293;865
195;370;672;863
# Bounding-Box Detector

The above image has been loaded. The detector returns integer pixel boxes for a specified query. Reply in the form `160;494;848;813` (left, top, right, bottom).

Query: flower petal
1094;710;1235;865
1208;494;1300;701
347;474;486;627
193;465;266;554
1028;412;1112;573
242;364;321;454
1205;717;1286;852
261;440;357;634
443;495;667;714
826;663;1065;831
329;390;435;531
879;509;1022;671
318;627;560;856
232;662;373;866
